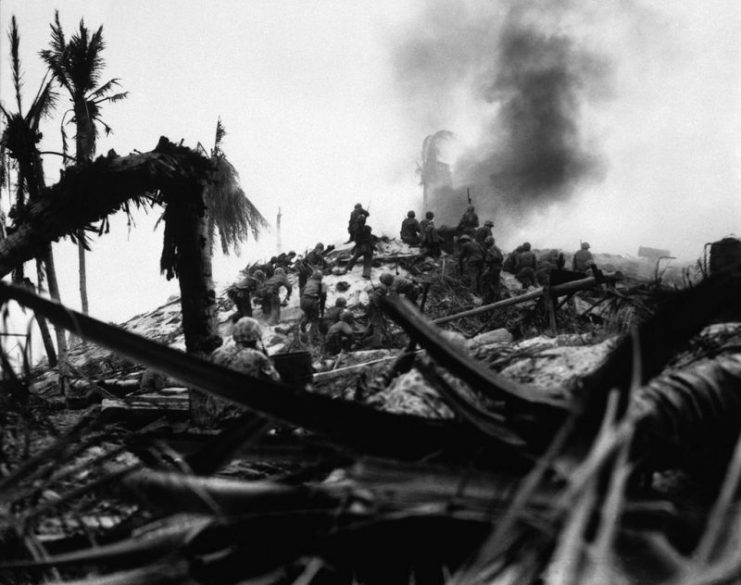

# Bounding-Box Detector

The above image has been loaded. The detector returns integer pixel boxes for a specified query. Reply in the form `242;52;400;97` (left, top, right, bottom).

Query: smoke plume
394;1;612;228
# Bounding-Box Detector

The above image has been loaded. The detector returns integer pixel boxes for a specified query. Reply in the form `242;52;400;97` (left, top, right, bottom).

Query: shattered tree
0;137;220;355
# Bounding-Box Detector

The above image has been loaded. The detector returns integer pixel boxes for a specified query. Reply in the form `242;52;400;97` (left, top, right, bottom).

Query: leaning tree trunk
34;259;57;367
161;181;222;427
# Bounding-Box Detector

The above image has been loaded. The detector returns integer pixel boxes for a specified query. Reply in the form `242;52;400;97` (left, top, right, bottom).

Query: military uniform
300;275;327;340
515;247;537;288
347;205;370;243
390;276;420;303
481;242;504;303
260;271;292;325
573;247;594;272
459;237;486;293
421;220;441;258
474;224;493;245
458;207;479;237
325;320;354;355
400;217;422;246
346;224;375;279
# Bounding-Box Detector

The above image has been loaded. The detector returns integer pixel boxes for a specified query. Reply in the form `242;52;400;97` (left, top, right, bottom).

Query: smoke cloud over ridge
394;1;612;227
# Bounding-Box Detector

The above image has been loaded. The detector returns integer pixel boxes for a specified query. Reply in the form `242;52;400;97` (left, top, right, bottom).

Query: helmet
484;236;495;246
484;220;494;227
379;273;394;286
340;310;354;323
459;234;471;241
335;297;347;307
522;242;531;251
315;242;325;251
581;242;590;249
354;203;362;209
311;269;323;279
253;269;266;280
407;210;415;218
467;205;475;211
232;317;262;345
274;267;286;276
425;211;434;219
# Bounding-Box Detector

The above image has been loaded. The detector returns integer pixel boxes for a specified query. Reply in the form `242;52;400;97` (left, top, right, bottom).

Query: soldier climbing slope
259;267;292;325
300;269;328;343
474;219;494;245
226;270;262;322
325;310;357;355
514;242;538;288
380;272;421;304
345;216;376;279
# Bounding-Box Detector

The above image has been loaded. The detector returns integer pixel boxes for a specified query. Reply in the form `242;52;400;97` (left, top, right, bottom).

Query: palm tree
199;119;268;256
416;130;454;211
40;11;128;315
0;16;66;367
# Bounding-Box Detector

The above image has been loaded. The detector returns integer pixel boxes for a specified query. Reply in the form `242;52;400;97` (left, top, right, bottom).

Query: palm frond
204;126;268;255
9;16;23;112
88;77;122;100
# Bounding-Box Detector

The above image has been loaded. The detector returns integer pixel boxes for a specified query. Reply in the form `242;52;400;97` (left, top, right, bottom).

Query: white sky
0;0;740;326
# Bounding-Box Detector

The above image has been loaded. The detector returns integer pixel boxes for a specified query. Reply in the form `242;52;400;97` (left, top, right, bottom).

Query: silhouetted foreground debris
2;272;741;584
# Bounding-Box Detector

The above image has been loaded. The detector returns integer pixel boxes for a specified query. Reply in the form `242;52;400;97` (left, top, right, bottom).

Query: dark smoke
394;1;611;228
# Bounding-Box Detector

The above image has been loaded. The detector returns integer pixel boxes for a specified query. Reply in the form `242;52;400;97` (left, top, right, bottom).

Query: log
433;276;608;325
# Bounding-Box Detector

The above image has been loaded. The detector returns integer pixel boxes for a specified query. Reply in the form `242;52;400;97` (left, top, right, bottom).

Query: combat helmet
379;273;394;287
232;317;262;346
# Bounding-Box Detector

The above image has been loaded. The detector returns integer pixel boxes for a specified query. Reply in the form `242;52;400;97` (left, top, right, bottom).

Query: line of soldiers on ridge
225;202;596;354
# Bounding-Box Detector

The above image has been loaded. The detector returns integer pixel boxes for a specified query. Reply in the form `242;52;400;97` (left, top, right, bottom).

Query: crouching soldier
226;271;262;322
300;270;327;342
325;310;356;355
206;317;281;423
380;272;420;304
260;267;292;325
321;296;347;334
400;211;422;246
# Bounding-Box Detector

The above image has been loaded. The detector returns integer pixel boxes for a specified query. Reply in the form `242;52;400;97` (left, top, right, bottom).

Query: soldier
420;214;442;258
380;272;420;304
325;310;357;355
419;211;434;235
458;234;486;294
300;270;327;341
226;270;261;321
572;242;594;273
361;284;390;349
400;211;422;246
345;216;376;279
208;317;281;421
298;243;329;296
457;204;479;237
347;203;370;243
474;219;494;245
261;267;292;325
321;296;347;334
481;236;504;303
514;242;538;288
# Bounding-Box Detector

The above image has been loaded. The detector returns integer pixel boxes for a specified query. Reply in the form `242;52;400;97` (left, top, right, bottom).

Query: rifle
467;188;472;206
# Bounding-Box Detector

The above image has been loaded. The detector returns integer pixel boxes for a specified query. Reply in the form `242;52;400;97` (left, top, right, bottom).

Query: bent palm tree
0;16;66;367
40;11;128;315
199;119;267;256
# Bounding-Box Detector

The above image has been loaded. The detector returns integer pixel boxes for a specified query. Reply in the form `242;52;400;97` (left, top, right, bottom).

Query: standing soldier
420;214;442;258
298;242;329;296
458;234;486;294
474;219;494;245
300;270;327;342
261;267;292;325
514;242;538;288
400;211;422;246
481;236;504;303
572;242;594;273
345;216;376;279
347;203;370;243
457;204;479;237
